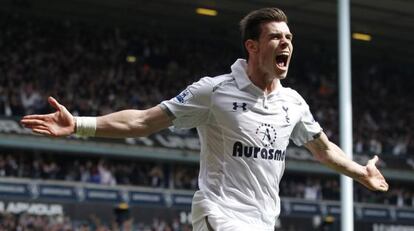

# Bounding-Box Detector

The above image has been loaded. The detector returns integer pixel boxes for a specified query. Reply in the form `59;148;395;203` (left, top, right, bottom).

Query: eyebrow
268;32;293;37
267;33;293;42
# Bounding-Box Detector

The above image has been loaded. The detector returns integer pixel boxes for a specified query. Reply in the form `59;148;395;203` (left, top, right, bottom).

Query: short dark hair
239;8;288;59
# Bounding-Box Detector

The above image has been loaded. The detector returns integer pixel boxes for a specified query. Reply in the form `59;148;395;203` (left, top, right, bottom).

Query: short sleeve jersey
161;59;322;230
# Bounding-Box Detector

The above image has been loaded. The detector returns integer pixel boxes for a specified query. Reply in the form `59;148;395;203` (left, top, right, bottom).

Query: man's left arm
304;131;389;192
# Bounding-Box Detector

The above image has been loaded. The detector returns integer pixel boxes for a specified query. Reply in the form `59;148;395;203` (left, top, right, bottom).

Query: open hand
358;155;389;192
21;97;75;137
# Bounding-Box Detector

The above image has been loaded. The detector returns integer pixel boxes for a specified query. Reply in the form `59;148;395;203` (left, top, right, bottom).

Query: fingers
367;177;389;192
21;114;51;121
367;155;379;166
48;96;61;111
24;123;62;137
23;122;52;136
32;128;52;136
21;118;48;127
24;123;58;137
364;155;389;192
24;124;49;131
22;123;50;133
377;180;389;192
382;182;389;191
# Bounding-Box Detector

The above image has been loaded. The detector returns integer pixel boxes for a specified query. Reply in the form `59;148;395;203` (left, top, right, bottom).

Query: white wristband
75;117;97;137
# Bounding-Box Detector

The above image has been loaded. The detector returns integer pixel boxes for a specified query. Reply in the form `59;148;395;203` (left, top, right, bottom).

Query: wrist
72;116;77;134
75;116;97;137
355;165;369;182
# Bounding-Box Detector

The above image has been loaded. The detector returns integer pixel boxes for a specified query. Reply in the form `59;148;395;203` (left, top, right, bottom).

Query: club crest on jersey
232;102;247;111
175;89;193;104
255;123;277;147
282;105;290;124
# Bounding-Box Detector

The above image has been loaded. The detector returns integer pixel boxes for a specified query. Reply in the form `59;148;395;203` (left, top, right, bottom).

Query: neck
247;60;281;95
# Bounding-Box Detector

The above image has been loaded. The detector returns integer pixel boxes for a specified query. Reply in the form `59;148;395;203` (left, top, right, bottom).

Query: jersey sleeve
290;98;322;146
160;77;212;129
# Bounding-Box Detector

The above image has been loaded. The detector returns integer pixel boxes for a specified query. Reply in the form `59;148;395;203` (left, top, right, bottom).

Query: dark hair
239;8;288;59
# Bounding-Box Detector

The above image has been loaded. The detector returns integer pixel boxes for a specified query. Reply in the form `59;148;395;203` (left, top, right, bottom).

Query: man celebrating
21;7;388;231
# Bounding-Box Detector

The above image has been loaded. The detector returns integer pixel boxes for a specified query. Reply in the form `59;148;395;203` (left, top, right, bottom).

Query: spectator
20;83;42;114
149;164;164;188
98;159;116;186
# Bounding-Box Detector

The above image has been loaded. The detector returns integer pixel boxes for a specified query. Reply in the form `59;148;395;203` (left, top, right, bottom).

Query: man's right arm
95;105;173;138
21;97;173;138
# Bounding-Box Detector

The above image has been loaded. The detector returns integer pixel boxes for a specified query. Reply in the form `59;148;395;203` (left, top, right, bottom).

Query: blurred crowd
0;12;412;157
280;174;414;207
0;12;235;117
0;152;198;190
0;212;191;231
1;151;413;208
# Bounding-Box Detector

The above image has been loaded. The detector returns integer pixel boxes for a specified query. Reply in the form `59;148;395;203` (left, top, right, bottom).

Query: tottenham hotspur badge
282;105;290;124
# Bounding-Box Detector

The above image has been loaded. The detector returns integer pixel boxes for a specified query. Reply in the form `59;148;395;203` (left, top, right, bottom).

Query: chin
274;66;289;79
275;71;288;79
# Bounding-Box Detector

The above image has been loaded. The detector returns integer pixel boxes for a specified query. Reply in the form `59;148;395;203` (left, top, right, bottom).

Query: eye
270;33;283;40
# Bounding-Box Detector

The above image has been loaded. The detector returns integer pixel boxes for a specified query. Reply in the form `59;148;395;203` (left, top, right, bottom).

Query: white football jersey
161;59;322;230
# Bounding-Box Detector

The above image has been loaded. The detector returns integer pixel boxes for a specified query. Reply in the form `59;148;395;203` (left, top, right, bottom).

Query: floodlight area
352;32;372;41
196;8;218;16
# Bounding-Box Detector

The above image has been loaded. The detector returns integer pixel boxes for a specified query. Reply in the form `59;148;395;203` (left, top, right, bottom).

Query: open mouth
275;54;289;68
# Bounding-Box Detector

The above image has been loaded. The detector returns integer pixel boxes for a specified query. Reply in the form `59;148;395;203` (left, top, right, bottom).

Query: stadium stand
0;149;413;207
1;12;412;156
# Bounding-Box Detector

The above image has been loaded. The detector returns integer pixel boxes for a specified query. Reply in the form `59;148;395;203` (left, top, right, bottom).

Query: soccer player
21;7;388;231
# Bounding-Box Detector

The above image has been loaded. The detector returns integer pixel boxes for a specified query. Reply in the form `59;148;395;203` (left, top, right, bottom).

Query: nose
280;33;291;43
280;37;289;48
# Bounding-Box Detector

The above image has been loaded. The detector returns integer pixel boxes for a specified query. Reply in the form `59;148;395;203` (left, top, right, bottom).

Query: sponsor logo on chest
232;141;286;161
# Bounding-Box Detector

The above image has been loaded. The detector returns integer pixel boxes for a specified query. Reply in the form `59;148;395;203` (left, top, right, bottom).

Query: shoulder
202;74;234;87
183;74;234;100
279;87;309;108
195;74;235;92
281;87;305;102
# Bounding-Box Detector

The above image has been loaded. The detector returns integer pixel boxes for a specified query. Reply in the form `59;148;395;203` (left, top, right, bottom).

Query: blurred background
0;0;413;230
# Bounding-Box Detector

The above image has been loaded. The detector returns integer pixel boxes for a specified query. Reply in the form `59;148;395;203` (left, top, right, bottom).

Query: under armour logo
282;105;290;124
233;102;247;111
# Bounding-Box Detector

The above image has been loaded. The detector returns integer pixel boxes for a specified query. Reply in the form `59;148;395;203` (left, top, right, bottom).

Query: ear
245;39;258;56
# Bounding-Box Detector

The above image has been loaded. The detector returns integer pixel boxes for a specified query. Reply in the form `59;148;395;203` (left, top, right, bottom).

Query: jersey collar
231;59;284;96
231;59;251;90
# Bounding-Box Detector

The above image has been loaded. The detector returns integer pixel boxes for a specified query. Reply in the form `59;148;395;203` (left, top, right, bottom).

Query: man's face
255;21;293;79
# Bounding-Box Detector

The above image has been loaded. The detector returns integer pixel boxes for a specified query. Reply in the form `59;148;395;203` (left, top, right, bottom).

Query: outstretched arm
305;131;389;192
21;97;173;138
95;105;172;138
